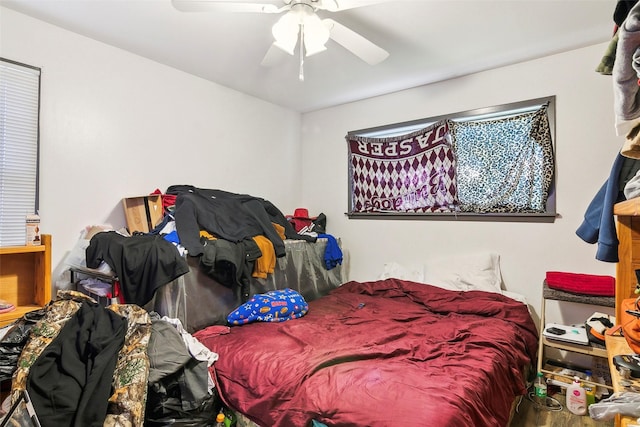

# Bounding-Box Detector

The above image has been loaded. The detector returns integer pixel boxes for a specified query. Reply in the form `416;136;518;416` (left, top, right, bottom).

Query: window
0;58;41;246
346;96;556;221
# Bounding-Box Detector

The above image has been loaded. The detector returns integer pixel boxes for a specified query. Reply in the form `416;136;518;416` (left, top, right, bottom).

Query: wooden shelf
605;333;637;427
612;198;640;427
537;281;612;391
0;234;51;327
614;197;640;216
540;337;612;391
614;198;640;322
541;336;608;359
0;244;46;255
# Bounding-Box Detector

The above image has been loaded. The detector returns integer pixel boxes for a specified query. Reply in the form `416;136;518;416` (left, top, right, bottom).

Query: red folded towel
545;271;615;297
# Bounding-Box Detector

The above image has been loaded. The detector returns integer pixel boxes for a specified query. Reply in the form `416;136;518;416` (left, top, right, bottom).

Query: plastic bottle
567;376;587;415
534;371;547;406
215;412;225;427
222;408;237;427
583;370;596;407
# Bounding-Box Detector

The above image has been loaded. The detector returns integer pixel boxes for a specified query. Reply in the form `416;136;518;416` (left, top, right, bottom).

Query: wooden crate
122;195;164;233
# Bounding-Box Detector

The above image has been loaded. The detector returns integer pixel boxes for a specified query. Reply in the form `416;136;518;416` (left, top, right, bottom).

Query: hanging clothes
576;154;640;262
85;231;189;306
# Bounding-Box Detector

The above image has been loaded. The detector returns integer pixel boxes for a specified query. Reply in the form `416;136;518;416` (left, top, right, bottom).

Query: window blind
0;59;41;247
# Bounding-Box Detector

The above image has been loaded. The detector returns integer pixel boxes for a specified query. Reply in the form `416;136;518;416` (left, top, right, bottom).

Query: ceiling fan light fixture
173;0;391;74
302;13;330;56
272;11;300;55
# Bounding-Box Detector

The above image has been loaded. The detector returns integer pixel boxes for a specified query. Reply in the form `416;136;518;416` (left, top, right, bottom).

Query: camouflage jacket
11;290;151;427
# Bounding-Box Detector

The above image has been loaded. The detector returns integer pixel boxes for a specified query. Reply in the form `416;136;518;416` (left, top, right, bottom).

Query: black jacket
166;185;315;257
27;301;127;427
86;231;189;305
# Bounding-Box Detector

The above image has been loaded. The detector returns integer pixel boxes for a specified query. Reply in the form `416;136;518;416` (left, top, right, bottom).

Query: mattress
194;278;538;426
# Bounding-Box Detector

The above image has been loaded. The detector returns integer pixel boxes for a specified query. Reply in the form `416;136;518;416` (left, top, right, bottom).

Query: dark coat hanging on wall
576;154;640;262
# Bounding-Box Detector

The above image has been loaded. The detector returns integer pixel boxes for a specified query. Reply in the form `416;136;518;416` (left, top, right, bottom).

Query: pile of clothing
285;208;343;270
0;291;220;427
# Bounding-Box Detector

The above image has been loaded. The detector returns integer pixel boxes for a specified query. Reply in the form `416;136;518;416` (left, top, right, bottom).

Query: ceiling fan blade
324;18;389;65
261;43;290;67
317;0;393;12
171;0;282;13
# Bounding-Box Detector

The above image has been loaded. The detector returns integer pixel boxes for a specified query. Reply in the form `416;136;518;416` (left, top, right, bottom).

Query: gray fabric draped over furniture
145;238;345;333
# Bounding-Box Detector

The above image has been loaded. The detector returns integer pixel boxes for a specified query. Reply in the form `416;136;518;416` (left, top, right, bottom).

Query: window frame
345;95;556;222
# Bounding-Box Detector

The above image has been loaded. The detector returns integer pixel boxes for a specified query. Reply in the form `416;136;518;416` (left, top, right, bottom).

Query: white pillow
378;261;425;283
423;252;503;293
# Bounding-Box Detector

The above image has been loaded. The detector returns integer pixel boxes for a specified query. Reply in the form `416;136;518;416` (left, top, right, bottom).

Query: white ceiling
1;0;616;113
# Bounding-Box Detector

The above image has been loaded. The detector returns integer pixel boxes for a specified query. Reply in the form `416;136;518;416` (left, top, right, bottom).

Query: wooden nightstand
605;331;639;427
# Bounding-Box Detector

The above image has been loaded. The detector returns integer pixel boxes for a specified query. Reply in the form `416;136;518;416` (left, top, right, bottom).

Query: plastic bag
144;380;219;426
588;392;640;420
0;309;46;379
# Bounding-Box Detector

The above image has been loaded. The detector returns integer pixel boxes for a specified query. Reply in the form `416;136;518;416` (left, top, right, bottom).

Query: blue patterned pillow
227;288;309;325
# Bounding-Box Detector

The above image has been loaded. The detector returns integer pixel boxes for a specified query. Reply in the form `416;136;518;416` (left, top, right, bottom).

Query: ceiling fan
171;0;391;80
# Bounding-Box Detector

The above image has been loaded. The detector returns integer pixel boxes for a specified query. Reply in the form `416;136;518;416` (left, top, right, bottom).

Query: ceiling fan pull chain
299;23;305;81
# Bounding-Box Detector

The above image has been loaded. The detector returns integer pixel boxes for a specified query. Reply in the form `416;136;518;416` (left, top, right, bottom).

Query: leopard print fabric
450;106;554;213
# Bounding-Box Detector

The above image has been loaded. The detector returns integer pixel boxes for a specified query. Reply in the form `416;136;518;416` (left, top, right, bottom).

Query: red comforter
194;278;538;427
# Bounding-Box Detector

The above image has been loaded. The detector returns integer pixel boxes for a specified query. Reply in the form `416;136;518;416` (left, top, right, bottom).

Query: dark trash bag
0;309;46;380
144;374;220;427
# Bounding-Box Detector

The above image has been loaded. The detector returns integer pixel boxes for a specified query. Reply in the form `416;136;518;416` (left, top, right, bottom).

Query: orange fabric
621;297;640;353
272;223;286;240
590;328;606;342
252;235;276;279
200;230;216;240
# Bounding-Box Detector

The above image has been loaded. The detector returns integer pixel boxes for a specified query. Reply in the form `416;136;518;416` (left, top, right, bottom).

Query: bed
54;188;534;426
193;277;539;427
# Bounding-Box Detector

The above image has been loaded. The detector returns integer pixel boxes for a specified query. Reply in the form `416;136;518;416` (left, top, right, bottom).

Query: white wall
301;43;621;322
2;6;621;325
1;7;302;281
